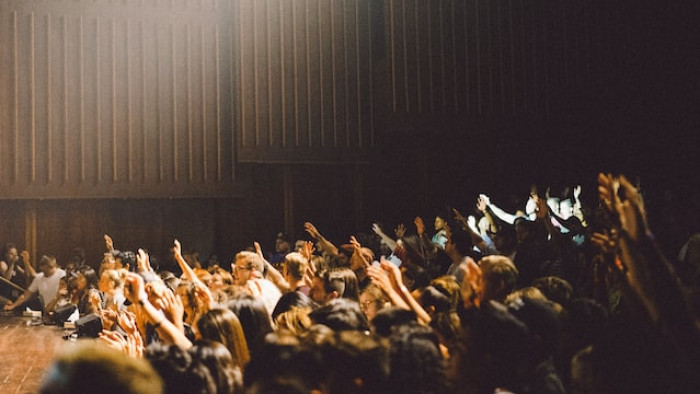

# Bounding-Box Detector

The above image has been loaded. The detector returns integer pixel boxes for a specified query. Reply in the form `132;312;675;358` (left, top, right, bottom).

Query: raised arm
173;239;202;285
372;223;398;252
304;222;338;256
123;272;192;349
481;194;520;225
255;241;290;293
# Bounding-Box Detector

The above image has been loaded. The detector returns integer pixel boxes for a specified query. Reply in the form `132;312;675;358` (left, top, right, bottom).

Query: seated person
4;255;66;313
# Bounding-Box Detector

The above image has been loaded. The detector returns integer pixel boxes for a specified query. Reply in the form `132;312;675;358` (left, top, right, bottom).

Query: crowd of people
2;174;699;393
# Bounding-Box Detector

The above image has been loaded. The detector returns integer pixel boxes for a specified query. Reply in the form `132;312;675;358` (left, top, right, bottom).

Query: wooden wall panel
236;0;376;163
383;0;604;119
0;0;238;199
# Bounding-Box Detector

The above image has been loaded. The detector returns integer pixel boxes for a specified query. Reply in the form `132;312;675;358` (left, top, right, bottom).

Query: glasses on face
232;265;252;272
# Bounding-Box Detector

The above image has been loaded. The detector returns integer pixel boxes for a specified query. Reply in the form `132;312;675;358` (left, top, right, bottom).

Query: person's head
294;240;307;253
275;232;292;254
532;276;574;308
272;291;318;322
38;255;59;276
275;306;314;335
320;330;389;394
283;252;309;282
41;342;163;394
145;343;215;394
226;294;274;357
370;307;418;338
76;266;99;291
479;255;519;303
196;308;251;369
206;267;233;292
445;230;473;260
309;298;369;332
309;267;359;305
231;251;263;286
3;243;19;263
359;283;387;322
190;340;241;394
435;216;447;232
116;250;136;271
387;322;449;394
349;247;374;272
98;269;124;293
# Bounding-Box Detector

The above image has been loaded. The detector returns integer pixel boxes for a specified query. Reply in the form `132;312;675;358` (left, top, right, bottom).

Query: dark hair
370;307;417;338
117;250;137;272
320;331;389;394
226;294;273;358
272;291;318;321
190;340;242;394
532;276;574;308
387;322;449;394
319;267;359;301
450;230;473;257
40;342;163;394
195;308;251;368
145;343;216;394
309;298;369;332
78;266;99;290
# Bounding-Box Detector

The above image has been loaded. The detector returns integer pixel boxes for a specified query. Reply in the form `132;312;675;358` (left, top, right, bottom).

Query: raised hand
371;222;384;235
414;217;425;236
394;223;406;239
123;272;147;305
136;248;152;273
380;257;403;290
104;234;115;251
304;222;322;240
574;185;582;200
479;194;491;206
173;239;182;257
159;288;185;331
476;196;488;212
535;196;550;220
253;241;265;260
452;207;468;225
301;241;315;261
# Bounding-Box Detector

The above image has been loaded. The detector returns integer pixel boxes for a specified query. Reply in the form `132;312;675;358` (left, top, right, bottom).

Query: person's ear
329;290;339;300
428;305;436;317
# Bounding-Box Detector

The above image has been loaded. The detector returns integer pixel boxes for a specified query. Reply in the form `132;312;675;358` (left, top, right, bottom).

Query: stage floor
0;314;75;393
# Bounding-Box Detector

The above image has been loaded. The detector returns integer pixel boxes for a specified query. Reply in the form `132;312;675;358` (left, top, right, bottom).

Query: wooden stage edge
0;314;77;394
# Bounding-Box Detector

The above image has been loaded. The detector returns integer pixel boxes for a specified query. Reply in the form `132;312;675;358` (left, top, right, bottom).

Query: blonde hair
274;306;313;336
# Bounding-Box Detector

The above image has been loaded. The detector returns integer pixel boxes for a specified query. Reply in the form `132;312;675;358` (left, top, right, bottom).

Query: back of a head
321;331;389;394
532;276;574;307
196;308;251;368
309;298;369;332
323;267;360;301
480;255;519;302
388;322;449;394
190;340;242;394
41;342;163;394
145;343;215;394
284;252;309;280
370;307;417;337
272;291;317;321
226;294;274;357
450;230;473;257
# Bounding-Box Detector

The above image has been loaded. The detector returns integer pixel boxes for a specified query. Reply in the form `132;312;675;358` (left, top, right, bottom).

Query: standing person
268;232;292;268
432;216;449;248
4;255;66;312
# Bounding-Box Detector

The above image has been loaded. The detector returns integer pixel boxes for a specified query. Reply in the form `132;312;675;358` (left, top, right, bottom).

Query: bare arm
372;223;398;252
304;222;338;256
255;241;290;293
172;239;202;285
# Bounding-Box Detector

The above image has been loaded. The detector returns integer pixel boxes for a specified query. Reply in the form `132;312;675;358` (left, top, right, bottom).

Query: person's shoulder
56;269;67;278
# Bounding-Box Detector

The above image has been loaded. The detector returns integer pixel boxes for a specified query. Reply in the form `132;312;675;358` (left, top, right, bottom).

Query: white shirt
28;268;66;306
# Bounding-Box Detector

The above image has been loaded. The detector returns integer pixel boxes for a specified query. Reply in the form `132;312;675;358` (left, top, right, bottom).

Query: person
231;250;282;315
0;244;35;288
196;308;251;370
40;342;163;394
432;216;449;248
268;232;292;267
359;283;387;322
444;230;474;284
309;267;359;305
4;255;66;312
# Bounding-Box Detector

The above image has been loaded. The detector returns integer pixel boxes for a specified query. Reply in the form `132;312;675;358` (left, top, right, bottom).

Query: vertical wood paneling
0;0;239;198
